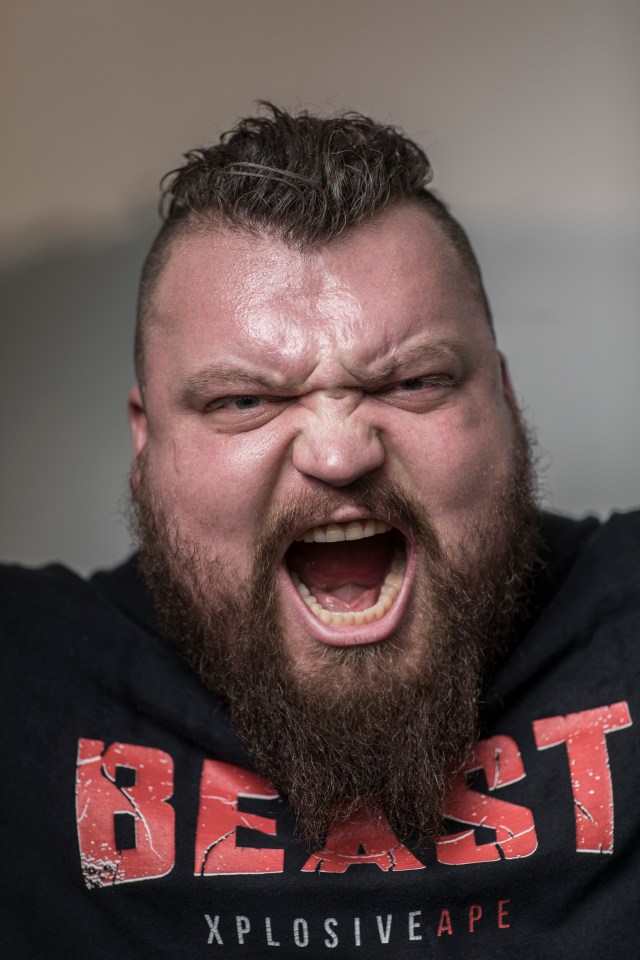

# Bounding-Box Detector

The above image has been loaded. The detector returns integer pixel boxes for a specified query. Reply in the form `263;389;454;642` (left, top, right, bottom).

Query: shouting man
2;106;639;958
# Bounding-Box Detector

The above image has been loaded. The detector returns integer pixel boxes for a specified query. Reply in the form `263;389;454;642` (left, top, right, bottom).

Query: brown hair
135;103;491;382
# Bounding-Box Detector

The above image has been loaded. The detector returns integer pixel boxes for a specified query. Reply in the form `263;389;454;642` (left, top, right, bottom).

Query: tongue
286;535;393;612
311;584;382;612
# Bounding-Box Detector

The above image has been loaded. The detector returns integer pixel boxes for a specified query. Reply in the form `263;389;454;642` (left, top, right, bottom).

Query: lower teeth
291;550;405;626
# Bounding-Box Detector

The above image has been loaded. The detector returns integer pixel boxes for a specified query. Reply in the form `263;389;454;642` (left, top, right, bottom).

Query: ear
498;351;516;403
128;386;148;491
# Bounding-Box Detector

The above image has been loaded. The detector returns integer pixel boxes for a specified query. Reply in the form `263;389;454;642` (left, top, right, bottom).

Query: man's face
130;204;520;681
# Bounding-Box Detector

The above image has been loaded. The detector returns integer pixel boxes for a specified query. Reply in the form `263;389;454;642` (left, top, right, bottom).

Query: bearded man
2;105;639;959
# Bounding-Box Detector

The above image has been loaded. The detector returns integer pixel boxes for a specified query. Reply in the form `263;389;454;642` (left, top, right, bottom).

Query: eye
377;373;458;411
203;394;289;432
204;394;266;414
399;376;432;391
398;375;454;391
232;396;262;410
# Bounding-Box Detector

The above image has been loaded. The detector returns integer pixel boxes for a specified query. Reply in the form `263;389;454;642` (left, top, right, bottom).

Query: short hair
135;103;492;383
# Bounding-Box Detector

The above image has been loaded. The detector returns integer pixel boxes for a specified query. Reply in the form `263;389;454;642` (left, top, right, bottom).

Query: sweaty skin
128;202;517;676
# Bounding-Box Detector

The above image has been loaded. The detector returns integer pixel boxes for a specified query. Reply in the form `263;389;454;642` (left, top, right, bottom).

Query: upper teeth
296;520;392;543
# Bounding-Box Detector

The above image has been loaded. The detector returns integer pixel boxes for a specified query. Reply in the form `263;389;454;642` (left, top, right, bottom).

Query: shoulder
534;508;640;648
541;508;640;590
487;509;640;711
568;508;640;591
0;562;94;630
0;557;155;660
598;508;640;546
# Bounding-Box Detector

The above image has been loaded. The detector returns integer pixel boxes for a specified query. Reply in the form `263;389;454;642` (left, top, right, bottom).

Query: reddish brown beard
131;418;540;850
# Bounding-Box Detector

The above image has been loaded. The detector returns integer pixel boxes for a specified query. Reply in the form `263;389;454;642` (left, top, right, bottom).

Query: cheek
145;426;290;541
396;406;516;511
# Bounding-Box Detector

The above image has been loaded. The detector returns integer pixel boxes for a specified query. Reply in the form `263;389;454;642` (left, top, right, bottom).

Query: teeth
292;550;406;626
297;519;392;543
345;521;365;540
362;519;378;538
325;523;346;542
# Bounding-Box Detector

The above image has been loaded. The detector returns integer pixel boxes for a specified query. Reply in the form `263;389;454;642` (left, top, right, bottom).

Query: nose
291;391;385;487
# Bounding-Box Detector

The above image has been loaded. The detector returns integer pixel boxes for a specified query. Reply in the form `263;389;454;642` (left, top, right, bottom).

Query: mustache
255;476;442;559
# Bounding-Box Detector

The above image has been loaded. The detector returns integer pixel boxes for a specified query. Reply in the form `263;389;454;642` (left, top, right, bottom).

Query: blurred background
2;0;639;574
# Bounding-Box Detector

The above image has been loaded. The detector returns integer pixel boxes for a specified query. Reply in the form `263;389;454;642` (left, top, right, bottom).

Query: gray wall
2;0;639;573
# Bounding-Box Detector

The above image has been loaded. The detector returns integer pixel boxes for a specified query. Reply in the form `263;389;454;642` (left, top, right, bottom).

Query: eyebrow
178;367;280;405
178;338;466;403
351;339;466;389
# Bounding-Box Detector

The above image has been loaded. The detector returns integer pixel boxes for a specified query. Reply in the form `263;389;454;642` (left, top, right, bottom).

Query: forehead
145;204;488;382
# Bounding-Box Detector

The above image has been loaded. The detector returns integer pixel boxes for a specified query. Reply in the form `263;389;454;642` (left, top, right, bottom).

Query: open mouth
284;519;408;628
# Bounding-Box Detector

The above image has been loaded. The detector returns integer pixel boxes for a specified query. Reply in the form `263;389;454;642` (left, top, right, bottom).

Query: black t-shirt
1;511;639;958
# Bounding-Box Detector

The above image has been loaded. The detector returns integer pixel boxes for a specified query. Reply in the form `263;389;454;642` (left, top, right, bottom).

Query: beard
130;411;540;850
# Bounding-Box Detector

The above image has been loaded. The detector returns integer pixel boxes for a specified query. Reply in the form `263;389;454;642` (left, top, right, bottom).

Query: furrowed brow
178;365;282;405
353;340;466;389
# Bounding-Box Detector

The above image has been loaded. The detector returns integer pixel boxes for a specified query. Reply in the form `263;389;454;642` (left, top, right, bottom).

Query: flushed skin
128;202;517;676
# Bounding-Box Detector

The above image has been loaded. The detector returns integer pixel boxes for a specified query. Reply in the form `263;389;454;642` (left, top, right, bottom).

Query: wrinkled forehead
142;204;489;378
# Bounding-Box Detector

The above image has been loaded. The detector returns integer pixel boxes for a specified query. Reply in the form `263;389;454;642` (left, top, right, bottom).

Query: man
2;105;639;958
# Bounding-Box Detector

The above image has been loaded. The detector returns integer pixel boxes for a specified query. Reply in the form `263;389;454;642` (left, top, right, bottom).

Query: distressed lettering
301;802;424;874
533;701;632;853
194;759;284;874
75;738;175;888
437;735;537;865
